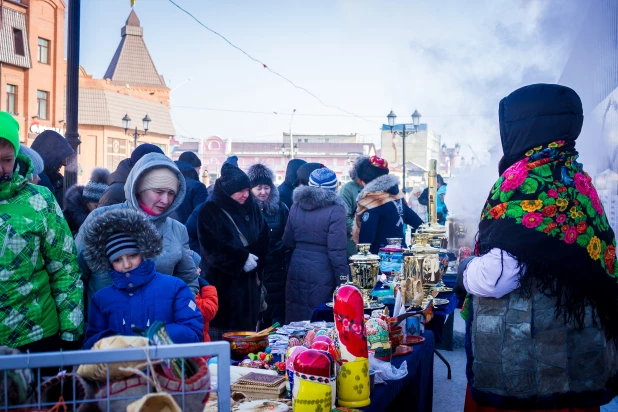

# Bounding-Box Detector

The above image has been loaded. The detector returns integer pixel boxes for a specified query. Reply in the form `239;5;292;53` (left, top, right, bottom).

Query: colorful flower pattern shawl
475;141;618;338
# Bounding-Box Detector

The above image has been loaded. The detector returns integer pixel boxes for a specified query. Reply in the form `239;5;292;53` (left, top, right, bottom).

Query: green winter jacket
0;154;84;348
339;180;362;258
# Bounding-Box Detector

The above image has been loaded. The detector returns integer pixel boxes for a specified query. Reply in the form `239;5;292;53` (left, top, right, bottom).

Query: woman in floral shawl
460;84;618;411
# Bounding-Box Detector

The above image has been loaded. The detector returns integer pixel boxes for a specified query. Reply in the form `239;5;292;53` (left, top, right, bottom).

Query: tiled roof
0;7;31;68
103;10;166;88
76;88;175;136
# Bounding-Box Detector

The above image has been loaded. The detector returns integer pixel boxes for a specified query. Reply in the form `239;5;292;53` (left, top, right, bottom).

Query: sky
79;0;587;162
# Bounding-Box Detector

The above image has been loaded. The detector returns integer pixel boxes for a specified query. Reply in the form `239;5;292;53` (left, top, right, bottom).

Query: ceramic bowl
222;331;269;361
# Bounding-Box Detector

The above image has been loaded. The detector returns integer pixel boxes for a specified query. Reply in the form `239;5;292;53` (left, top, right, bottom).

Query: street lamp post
386;109;421;194
123;114;151;151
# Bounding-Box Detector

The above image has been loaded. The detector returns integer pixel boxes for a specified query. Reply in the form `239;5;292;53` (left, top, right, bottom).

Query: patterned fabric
0;154;83;347
476;140;618;339
369;155;388;169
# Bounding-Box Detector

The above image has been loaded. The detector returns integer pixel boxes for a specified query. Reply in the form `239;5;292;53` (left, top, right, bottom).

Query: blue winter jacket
84;259;203;349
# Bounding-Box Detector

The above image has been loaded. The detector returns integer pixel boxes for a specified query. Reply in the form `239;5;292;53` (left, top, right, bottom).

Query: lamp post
386;109;421;194
123;114;151;151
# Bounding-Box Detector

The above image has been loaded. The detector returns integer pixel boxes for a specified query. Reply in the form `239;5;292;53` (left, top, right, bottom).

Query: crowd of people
0;83;617;410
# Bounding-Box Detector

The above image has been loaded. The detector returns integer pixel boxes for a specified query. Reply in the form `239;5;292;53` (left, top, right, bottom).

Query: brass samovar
349;243;382;308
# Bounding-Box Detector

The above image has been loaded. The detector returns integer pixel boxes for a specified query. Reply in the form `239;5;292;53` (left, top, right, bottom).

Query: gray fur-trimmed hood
247;163;280;216
293;185;346;211
357;174;400;200
82;208;163;273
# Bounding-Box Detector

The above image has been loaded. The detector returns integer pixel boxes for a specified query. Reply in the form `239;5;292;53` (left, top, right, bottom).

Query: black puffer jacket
278;159;306;209
171;161;208;224
30;130;74;206
247;164;290;326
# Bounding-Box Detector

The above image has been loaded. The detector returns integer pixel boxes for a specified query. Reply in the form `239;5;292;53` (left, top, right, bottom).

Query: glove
243;253;259;272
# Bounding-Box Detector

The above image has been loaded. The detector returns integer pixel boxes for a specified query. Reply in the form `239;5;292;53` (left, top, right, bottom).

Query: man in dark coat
30;130;74;206
171;160;208;224
278;158;306;209
98;144;164;206
178;151;202;175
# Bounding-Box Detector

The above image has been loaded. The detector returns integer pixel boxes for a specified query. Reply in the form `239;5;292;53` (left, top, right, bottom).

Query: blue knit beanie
308;168;338;191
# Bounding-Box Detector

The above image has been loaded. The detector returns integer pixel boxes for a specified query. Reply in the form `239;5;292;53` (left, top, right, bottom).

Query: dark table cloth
364;330;435;411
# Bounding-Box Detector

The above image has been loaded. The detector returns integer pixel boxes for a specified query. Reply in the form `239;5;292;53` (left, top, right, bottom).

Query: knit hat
219;163;250;195
190;250;202;268
19;145;44;176
223;156;239;168
130;144;164;167
0;112;20;154
247;163;275;188
308;168;338;191
106;232;140;263
135;167;179;194
179;151;201;168
83;168;110;203
355;155;389;184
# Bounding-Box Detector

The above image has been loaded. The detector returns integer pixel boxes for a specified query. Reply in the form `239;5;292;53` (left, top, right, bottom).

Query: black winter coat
63;185;90;236
171;161;208;224
30;130;74;207
99;159;132;207
278;159;306;209
256;192;289;326
197;181;269;331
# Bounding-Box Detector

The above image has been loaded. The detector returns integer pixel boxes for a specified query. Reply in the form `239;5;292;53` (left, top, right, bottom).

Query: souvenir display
334;285;371;408
231;372;287;401
365;318;392;362
379;247;404;274
223;332;269;361
292;350;333;411
349;244;383;308
286;346;308;398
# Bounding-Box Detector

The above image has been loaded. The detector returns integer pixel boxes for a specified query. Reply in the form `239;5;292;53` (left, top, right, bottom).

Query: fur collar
293;185;346;210
357;174;400;200
82;208;163;274
254;185;280;217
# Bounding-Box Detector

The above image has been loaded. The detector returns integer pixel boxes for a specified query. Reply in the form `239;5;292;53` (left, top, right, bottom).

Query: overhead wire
167;0;379;125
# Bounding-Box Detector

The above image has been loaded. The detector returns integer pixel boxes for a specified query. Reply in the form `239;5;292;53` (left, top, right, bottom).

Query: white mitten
243;253;259;272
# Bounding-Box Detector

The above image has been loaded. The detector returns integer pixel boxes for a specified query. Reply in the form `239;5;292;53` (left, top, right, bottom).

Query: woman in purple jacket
283;168;349;323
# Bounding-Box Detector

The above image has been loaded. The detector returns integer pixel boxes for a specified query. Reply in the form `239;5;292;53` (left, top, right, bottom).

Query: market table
365;330;435;412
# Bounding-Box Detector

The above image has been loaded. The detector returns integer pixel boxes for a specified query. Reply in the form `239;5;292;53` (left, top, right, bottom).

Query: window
304;139;309;143
13;29;25;56
38;38;49;64
207;140;221;150
37;90;49;120
6;85;16;115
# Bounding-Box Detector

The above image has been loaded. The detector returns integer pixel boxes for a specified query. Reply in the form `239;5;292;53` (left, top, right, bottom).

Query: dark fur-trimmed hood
82;208;163;273
357;174;400;200
247;163;280;216
63;185;88;231
293;185;346;211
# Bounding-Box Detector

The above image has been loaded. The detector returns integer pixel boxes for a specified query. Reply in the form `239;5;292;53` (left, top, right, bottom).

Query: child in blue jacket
82;208;203;349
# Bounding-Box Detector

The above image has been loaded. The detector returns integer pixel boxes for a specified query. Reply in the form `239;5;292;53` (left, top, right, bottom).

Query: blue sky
79;0;585;160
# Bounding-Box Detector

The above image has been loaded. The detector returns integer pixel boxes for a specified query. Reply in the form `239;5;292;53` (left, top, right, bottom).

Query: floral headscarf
477;140;618;339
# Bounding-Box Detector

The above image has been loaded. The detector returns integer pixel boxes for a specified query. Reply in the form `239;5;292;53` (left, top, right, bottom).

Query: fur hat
135;167;179;194
247;163;275;188
355;155;389;184
83;168;110;203
19;144;44;176
218;163;250;195
309;168;338;191
179;151;202;168
82;208;163;273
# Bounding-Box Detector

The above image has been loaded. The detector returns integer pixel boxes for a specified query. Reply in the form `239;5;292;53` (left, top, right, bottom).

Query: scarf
351;182;403;243
476;140;618;339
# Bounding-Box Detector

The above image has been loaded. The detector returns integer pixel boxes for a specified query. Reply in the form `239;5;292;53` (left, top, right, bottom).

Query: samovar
349;243;382;308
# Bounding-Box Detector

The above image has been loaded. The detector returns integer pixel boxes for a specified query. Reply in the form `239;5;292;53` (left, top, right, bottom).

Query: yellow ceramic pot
336;358;370;408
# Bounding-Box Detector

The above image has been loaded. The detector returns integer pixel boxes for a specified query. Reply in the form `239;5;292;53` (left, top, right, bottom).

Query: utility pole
64;0;81;198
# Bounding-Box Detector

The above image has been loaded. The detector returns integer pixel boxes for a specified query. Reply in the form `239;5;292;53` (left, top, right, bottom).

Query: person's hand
243;253;259;272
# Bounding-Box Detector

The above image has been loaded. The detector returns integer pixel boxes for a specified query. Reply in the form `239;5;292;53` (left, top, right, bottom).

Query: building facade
75;10;174;184
171;136;376;188
283;133;364;144
0;0;66;145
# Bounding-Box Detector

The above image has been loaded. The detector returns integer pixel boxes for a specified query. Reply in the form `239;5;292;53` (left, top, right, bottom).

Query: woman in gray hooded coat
283;168;348;323
76;153;200;303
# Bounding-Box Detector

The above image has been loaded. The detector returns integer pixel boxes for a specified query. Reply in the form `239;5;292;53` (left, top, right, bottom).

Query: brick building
0;0;66;145
75;10;174;184
171;136;376;188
